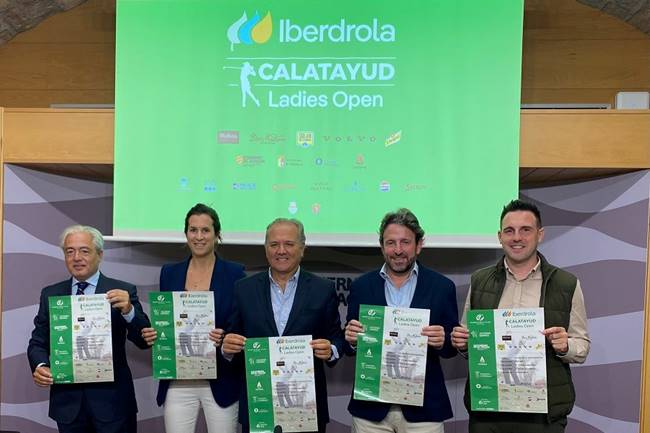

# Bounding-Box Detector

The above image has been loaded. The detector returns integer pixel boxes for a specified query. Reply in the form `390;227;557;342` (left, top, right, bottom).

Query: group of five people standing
28;200;589;433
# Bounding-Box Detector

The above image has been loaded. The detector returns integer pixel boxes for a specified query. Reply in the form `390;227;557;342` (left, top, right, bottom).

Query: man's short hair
59;225;104;252
500;199;543;228
184;203;222;241
265;218;306;245
378;208;425;245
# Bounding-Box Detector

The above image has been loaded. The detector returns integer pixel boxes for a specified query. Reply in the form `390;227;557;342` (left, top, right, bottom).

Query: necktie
76;281;89;295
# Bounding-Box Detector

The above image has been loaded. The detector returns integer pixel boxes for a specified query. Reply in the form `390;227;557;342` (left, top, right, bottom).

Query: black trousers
56;394;137;433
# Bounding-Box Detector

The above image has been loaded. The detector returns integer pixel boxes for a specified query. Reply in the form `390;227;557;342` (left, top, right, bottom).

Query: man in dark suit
28;225;150;433
344;209;458;433
223;218;344;433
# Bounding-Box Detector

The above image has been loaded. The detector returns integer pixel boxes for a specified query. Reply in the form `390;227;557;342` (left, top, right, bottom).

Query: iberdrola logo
227;11;273;51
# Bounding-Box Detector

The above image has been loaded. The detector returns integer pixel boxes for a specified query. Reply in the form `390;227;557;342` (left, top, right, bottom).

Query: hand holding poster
354;304;429;406
467;308;547;413
149;291;217;380
245;335;317;433
49;294;113;384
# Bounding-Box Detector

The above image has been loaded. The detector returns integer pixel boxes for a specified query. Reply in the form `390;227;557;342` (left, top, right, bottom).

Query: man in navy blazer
344;209;458;433
28;225;150;433
223;218;344;433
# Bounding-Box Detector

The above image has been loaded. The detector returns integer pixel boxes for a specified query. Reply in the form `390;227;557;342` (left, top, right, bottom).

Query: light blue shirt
72;270;135;323
269;267;300;336
268;267;339;361
380;261;419;308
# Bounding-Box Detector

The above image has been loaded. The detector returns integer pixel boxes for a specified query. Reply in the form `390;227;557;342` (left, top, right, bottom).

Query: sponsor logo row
217;130;402;147
233;154;363;168
178;178;427;194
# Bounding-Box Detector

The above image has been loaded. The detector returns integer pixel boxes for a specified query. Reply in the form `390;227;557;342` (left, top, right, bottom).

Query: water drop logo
227;11;273;51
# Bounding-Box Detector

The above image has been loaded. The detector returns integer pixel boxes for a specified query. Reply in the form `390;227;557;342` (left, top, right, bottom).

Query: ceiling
577;0;650;36
0;0;85;46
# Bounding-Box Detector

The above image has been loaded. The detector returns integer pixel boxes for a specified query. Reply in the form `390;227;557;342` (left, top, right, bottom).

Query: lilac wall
2;164;647;433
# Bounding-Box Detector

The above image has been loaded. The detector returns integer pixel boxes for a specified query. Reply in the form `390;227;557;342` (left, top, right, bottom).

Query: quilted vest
465;253;577;423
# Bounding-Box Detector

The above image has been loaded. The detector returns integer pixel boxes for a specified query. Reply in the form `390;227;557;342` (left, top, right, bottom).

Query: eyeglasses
64;248;95;257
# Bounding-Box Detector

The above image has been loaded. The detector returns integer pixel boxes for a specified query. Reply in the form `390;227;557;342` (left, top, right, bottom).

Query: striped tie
75;281;89;295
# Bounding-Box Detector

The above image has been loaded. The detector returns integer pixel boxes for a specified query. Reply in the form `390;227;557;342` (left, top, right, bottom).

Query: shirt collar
380;261;419;281
268;266;301;287
504;256;541;280
72;269;101;288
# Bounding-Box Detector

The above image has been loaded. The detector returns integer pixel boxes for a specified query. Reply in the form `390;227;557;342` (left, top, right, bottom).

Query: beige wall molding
520;109;650;168
2;108;113;163
2;108;649;169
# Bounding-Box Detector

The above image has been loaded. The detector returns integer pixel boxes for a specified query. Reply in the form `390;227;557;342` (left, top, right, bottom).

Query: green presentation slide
114;0;523;246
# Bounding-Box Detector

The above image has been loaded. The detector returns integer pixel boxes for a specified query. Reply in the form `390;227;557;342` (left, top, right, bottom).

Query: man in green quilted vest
451;199;590;433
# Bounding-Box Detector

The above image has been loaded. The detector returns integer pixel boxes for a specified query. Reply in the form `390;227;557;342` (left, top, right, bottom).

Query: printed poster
467;308;547;413
150;291;217;379
245;335;318;433
49;294;113;383
354;304;429;406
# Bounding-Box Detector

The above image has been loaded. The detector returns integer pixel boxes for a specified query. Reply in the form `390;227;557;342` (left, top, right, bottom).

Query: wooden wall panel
521;0;650;106
522;39;650;89
0;44;115;89
0;0;115;108
524;0;645;40
2;108;114;163
520;109;650;167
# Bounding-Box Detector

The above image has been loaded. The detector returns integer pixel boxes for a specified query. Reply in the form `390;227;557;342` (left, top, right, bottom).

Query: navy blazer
345;264;458;423
27;273;150;424
156;256;246;407
227;270;344;431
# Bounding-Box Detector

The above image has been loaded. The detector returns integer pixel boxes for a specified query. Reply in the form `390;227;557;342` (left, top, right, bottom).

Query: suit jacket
345;263;458;423
156;255;246;407
227;270;344;430
27;273;150;424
